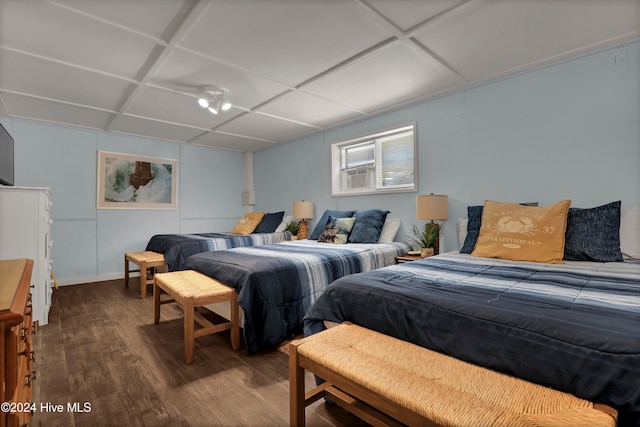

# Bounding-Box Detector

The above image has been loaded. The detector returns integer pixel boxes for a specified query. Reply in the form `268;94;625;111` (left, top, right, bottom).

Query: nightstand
395;254;424;264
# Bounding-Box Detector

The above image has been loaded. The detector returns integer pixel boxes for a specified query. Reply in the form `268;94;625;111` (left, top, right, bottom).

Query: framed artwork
97;151;177;209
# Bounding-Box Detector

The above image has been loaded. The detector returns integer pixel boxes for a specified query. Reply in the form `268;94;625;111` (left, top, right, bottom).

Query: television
0;123;14;186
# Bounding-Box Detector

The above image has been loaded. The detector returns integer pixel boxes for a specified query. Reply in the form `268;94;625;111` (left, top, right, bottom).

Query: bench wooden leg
230;291;240;350
139;261;147;299
124;254;130;287
184;298;195;365
289;341;305;427
154;280;161;324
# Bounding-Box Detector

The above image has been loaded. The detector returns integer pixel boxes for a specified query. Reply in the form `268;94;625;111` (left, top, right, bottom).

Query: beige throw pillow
472;200;571;264
231;212;265;235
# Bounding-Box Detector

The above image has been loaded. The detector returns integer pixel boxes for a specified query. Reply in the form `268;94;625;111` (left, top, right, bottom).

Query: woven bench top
296;323;615;427
125;251;166;264
155;270;232;300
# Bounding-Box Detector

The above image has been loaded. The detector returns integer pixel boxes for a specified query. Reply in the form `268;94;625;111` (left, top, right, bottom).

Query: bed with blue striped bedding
184;240;407;354
145;231;291;271
303;252;640;426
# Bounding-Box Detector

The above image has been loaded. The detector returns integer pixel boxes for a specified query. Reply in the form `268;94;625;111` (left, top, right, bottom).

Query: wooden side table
395;254;424;264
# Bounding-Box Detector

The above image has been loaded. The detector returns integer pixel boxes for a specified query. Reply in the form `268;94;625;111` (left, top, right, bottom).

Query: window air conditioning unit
344;167;373;190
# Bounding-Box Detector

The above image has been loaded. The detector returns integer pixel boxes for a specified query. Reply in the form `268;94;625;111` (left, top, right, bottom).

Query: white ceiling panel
364;0;467;31
0;0;159;79
0;0;637;152
0;97;9;116
257;90;365;128
413;0;640;82
50;0;192;41
110;115;206;143
0;92;114;130
150;48;291;110
0;48;134;111
305;42;462;112
179;0;392;85
190;131;276;152
215;112;317;143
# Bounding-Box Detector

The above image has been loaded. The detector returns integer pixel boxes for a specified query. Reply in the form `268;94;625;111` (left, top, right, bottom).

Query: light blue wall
2;40;637;283
254;41;640;252
0;118;245;284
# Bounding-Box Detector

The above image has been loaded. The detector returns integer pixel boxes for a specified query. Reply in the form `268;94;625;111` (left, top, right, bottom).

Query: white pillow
620;207;640;259
275;215;293;233
457;218;468;249
378;218;401;243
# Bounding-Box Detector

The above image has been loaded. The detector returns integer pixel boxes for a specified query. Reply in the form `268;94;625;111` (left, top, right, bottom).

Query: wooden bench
289;322;618;427
154;270;240;364
124;251;167;299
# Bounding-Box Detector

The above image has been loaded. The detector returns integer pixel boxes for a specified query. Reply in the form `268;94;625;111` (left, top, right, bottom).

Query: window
331;124;416;196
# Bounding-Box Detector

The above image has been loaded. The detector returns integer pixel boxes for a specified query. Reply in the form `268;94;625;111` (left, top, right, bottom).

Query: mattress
145;231;291;271
303;252;640;426
184;240;407;354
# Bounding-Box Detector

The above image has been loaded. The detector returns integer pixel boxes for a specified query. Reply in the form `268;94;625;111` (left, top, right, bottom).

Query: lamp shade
416;194;448;220
293;200;314;219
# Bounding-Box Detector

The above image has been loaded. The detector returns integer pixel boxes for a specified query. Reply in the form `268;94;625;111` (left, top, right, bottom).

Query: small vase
420;247;434;258
291;235;298;240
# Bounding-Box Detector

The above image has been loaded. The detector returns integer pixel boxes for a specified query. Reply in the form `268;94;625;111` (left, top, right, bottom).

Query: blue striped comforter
145;231;291;271
303;252;640;426
184;240;407;354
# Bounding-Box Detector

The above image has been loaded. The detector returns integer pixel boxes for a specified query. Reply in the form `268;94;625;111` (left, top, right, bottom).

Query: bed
144;210;292;271
304;200;640;426
145;231;290;271
303;198;640;427
183;239;407;354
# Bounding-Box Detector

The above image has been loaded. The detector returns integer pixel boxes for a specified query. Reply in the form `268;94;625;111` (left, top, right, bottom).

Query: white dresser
0;186;53;326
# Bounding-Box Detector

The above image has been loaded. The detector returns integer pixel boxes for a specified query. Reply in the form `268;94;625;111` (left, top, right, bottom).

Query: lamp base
298;220;309;240
432;222;440;255
423;221;440;256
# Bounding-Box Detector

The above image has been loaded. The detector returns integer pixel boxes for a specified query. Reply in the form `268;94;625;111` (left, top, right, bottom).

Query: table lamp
293;200;314;240
416;194;448;255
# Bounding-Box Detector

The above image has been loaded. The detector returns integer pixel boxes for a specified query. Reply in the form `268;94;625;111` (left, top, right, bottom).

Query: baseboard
57;271;134;286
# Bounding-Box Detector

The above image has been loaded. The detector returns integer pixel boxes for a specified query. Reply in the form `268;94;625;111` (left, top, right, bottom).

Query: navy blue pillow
253;211;285;233
563;201;623;262
310;209;355;240
460;206;483;253
348;209;389;243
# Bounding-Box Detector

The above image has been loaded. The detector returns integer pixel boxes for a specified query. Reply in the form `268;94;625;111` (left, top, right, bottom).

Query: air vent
345;168;371;190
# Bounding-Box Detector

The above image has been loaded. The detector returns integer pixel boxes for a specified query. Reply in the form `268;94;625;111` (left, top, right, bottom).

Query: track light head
198;85;231;115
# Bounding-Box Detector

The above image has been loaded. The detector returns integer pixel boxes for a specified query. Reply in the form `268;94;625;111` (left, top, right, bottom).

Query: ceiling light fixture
198;85;231;115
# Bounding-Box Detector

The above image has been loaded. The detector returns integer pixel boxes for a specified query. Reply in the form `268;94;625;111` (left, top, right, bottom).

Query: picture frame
97;151;178;209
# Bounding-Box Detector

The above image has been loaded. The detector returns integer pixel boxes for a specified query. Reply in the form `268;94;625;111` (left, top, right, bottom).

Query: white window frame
331;123;417;197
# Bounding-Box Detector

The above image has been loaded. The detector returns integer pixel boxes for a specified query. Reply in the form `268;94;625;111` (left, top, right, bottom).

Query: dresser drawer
1;259;34;427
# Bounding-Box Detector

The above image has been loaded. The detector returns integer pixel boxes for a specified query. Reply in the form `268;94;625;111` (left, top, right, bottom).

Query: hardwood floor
31;279;371;427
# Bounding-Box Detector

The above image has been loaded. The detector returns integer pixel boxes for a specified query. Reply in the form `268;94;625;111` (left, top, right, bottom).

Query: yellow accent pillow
471;200;571;264
231;212;265;235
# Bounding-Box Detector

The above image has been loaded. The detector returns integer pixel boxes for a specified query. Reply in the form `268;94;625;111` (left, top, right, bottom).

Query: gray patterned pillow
318;216;356;244
563;201;623;262
310;209;355;240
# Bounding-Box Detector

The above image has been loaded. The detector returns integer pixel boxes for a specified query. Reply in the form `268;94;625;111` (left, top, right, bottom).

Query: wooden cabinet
0;187;53;326
1;259;35;427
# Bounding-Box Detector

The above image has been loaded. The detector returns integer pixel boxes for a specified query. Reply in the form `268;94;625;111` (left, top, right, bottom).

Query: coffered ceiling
0;0;638;152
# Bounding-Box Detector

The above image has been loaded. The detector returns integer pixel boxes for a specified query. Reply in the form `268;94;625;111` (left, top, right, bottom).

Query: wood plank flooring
31;279;371;427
